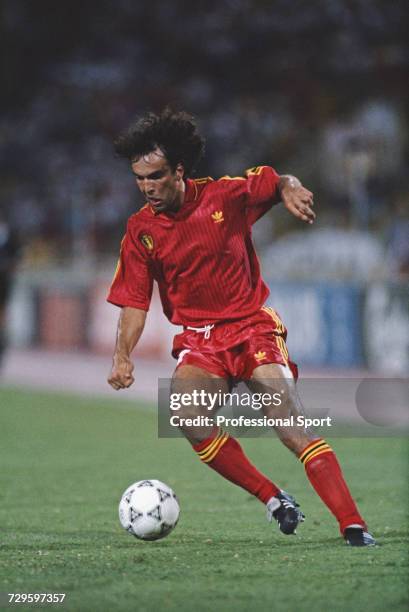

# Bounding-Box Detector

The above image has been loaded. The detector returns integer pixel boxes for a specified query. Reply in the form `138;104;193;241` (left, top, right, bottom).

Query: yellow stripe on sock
303;447;332;465
300;443;331;464
197;428;224;459
299;439;328;463
202;434;229;463
199;433;228;462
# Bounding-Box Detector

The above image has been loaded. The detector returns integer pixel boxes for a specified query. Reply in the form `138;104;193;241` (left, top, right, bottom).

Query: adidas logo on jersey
211;211;224;223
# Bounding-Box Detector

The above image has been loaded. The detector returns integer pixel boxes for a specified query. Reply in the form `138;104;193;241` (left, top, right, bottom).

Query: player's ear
175;163;185;181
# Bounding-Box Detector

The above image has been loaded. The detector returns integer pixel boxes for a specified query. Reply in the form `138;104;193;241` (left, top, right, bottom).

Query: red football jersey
107;166;281;326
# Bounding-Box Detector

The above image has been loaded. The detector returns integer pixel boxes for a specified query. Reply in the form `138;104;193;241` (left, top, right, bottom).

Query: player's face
131;149;185;213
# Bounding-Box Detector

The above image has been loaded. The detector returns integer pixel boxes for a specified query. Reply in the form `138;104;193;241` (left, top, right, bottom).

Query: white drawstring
186;324;214;339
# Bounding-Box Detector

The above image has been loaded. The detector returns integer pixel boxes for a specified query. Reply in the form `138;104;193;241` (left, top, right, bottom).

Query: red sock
193;428;280;504
299;439;367;534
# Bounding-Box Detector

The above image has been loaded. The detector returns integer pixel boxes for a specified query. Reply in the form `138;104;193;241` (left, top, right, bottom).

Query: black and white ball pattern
119;479;180;541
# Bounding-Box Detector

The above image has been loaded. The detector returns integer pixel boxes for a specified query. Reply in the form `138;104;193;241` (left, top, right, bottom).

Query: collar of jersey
185;178;198;203
184;177;214;205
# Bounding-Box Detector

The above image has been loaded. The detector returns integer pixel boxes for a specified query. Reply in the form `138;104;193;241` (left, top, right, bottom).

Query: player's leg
171;364;282;506
248;364;375;545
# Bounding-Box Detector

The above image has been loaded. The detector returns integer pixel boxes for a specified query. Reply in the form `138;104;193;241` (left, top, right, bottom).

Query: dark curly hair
114;109;205;177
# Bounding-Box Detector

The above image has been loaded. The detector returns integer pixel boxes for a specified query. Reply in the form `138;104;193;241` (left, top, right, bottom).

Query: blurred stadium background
1;4;408;609
0;0;408;401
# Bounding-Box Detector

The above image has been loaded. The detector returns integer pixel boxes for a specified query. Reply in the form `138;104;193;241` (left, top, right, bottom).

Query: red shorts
172;306;298;383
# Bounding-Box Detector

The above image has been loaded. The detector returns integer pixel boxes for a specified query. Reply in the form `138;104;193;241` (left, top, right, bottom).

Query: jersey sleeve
243;166;281;225
218;166;281;225
107;222;153;311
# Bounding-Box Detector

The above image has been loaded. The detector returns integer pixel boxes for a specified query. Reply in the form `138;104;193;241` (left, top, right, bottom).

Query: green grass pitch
0;387;408;611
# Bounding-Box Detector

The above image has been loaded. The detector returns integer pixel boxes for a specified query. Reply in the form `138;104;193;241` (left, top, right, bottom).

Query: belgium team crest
140;234;154;251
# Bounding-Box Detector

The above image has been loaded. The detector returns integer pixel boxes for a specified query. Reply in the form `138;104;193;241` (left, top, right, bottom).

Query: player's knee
168;403;214;445
262;392;295;419
176;413;212;445
276;428;314;455
280;435;305;455
180;426;209;446
169;402;198;421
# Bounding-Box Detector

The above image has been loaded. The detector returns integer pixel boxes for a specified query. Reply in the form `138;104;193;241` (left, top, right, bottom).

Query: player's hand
108;354;135;390
280;178;316;225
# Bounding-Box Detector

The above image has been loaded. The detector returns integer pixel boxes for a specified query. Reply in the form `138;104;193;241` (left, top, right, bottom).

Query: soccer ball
118;479;180;541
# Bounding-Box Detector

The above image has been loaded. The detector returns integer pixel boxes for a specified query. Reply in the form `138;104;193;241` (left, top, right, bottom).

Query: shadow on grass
2;526;407;553
373;530;409;546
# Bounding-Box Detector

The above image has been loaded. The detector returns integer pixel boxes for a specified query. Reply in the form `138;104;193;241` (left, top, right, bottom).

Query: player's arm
107;219;153;390
278;174;315;224
108;307;146;390
240;166;315;225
